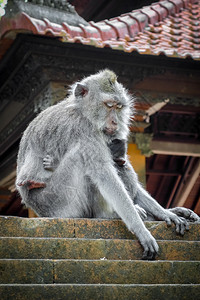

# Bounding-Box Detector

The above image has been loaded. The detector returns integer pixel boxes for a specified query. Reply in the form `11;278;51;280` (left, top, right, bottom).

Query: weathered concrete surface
0;216;199;241
0;260;53;284
0;237;200;261
0;284;200;300
53;260;200;284
0;217;75;238
74;218;200;241
1;216;199;299
1;259;199;285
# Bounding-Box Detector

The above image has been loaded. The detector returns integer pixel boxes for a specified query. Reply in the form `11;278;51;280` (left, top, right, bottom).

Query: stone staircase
0;216;199;300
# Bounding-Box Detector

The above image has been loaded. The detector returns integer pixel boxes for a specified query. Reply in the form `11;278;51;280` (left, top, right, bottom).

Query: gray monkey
16;69;191;260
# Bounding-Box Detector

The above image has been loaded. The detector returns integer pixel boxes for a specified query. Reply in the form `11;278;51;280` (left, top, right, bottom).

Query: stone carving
4;0;88;26
134;133;154;157
34;85;52;113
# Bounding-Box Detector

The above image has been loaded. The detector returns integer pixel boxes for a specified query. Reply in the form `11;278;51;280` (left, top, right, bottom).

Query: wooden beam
0;170;16;189
151;141;200;157
175;159;200;207
146;170;181;176
194;196;200;215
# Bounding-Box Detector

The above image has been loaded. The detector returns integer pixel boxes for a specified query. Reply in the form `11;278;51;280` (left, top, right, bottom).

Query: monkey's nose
112;120;117;125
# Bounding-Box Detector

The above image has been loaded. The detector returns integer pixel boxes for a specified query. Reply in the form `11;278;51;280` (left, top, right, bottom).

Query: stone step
0;284;200;300
0;259;199;284
1;237;199;261
0;216;199;241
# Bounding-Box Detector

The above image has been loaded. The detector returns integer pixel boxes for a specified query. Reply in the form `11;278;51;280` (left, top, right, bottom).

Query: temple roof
0;0;199;60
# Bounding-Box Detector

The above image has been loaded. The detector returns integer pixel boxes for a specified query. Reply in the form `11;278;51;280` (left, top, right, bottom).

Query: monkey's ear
75;83;88;98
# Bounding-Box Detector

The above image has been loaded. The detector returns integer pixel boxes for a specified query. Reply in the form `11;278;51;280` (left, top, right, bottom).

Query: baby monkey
43;139;126;170
108;139;126;167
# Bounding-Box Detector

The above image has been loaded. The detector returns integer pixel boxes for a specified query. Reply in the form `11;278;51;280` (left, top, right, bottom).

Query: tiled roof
0;0;200;60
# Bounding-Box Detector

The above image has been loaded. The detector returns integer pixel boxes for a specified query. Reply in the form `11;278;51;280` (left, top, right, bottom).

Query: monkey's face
73;69;134;140
102;100;123;136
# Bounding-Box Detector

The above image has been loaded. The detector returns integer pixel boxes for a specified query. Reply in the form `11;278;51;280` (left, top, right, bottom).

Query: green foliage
0;0;7;17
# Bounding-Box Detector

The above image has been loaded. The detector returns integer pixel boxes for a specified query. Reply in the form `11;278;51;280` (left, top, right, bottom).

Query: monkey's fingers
139;210;147;220
165;218;172;227
168;212;189;235
135;205;147;220
165;213;189;235
140;234;159;260
43;156;54;170
142;242;158;260
174;217;189;236
142;249;156;260
188;211;200;223
170;207;200;223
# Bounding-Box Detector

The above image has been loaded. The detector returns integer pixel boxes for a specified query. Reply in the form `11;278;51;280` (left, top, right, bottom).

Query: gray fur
16;69;192;260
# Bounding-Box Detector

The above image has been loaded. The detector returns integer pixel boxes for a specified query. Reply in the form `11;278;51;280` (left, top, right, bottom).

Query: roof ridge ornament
4;0;88;26
17;0;76;13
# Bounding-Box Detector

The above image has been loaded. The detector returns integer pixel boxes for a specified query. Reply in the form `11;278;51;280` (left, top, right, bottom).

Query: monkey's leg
135;186;189;235
117;162;199;223
16;149;52;207
17;149;49;184
25;150;92;218
117;161;189;236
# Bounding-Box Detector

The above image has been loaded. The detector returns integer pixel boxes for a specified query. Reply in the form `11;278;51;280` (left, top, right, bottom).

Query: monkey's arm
84;145;158;259
118;161;189;235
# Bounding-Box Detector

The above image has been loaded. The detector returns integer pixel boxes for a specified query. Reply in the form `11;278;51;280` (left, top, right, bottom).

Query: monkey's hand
43;155;55;171
135;204;147;220
168;207;200;223
135;229;159;260
162;210;189;235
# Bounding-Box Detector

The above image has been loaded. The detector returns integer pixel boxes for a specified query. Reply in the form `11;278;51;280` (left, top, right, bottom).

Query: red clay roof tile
159;0;177;14
120;14;141;37
139;7;160;24
129;11;148;31
151;3;168;21
89;21;118;40
0;0;199;60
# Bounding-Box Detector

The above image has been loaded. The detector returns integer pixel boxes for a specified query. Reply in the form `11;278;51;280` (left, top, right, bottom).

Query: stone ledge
0;216;199;241
1;259;199;285
0;283;200;300
0;237;200;261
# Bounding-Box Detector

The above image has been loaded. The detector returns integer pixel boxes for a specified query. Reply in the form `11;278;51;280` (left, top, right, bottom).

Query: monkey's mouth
103;128;117;136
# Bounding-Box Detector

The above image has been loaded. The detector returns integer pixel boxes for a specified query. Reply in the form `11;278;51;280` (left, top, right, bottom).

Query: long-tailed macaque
16;70;198;260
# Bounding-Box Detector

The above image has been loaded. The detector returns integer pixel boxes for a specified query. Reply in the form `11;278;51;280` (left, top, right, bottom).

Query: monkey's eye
104;102;114;108
117;103;123;109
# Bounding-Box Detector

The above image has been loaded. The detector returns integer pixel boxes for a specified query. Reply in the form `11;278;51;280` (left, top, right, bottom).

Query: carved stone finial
4;0;88;26
134;133;154;157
